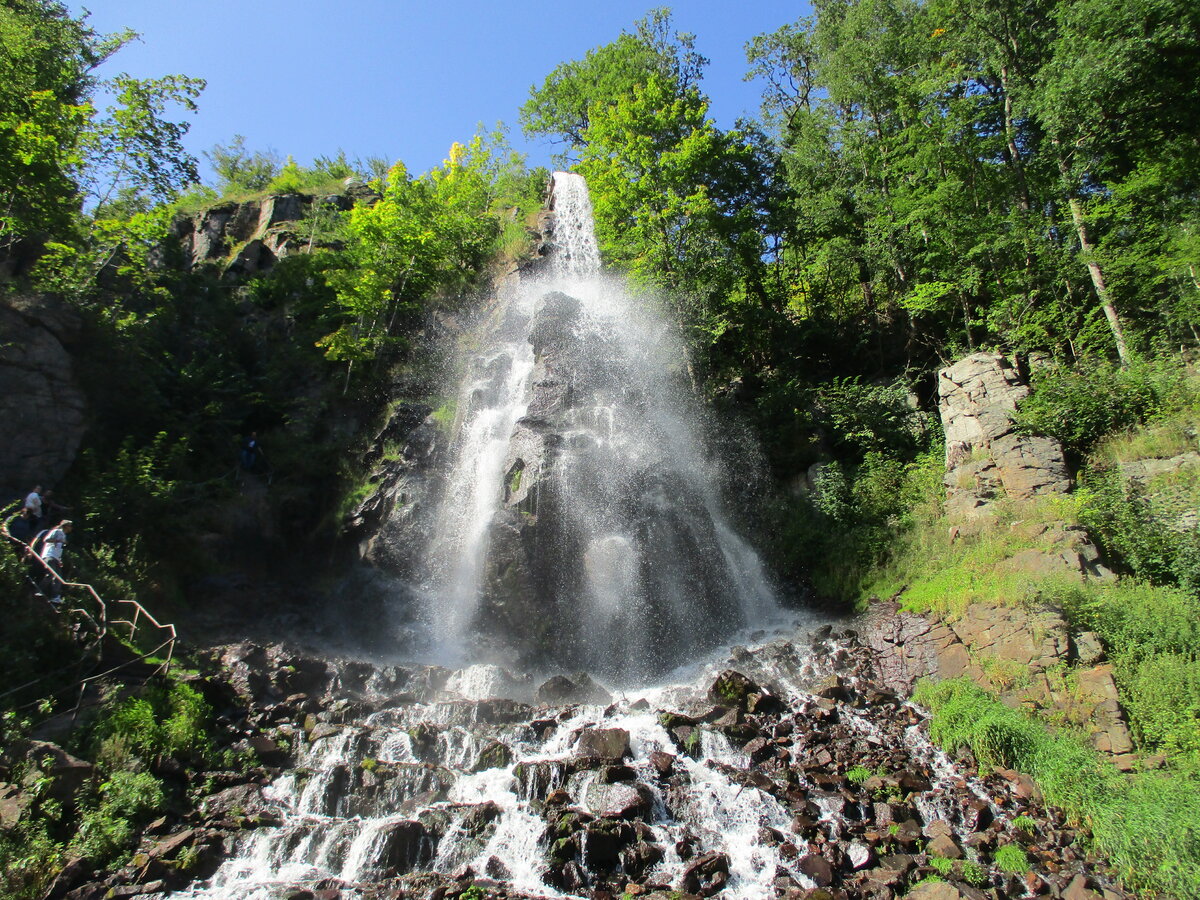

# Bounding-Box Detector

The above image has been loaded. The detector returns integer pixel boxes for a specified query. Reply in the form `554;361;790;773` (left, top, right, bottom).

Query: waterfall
416;172;777;679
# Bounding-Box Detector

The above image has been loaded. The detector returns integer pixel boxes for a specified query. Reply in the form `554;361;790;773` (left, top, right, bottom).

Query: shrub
960;859;989;886
1014;357;1197;464
0;819;62;900
1046;579;1200;759
1011;815;1037;833
846;765;873;784
71;771;164;865
814;377;932;460
928;856;954;874
91;682;214;767
767;448;943;605
1077;469;1200;592
1118;653;1200;757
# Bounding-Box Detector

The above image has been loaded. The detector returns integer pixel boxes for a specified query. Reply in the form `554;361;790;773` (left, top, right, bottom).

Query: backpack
25;529;48;560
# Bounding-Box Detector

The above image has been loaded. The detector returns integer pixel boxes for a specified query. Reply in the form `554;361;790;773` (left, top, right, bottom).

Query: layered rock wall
938;352;1071;521
169;183;377;276
938;352;1110;582
861;601;1136;765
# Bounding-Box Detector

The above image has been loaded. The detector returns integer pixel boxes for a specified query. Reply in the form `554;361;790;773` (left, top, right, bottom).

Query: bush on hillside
1014;357;1197;463
1045;579;1200;759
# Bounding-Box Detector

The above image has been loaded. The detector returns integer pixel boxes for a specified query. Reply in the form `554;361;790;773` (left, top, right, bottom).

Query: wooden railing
1;503;177;673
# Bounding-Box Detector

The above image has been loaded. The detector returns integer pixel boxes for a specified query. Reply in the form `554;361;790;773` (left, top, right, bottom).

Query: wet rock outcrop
473;288;747;675
344;401;444;575
94;632;1136;900
0;294;87;495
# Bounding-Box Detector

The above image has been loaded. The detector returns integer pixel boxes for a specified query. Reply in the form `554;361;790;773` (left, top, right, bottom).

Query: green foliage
70;770;164;865
1011;815;1037;833
78;432;189;553
205;134;281;193
813;378;930;461
743;0;1200;368
960;859;989;887
768;447;942;604
32;204;173;301
83;73;204;211
91;682;215;767
319;132;524;371
0;0;119;253
0;818;62;900
1046;580;1200;758
520;8;706;153
927;855;954;874
993;843;1029;874
1077;468;1200;592
1014;358;1198;463
846;765;873;784
915;677;1200;896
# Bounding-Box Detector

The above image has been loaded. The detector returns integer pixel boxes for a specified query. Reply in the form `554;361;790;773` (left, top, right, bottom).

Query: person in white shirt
24;485;43;527
39;519;72;605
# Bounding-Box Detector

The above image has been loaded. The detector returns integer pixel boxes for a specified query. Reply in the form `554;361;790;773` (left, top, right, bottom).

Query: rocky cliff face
0;294;87;498
860;601;1135;765
168;182;377;276
939;352;1071;521
938;352;1110;582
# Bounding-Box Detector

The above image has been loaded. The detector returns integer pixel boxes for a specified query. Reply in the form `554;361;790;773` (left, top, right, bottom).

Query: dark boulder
574;727;630;760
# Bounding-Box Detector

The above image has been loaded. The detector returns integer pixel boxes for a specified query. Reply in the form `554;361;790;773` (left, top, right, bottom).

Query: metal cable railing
1;502;177;673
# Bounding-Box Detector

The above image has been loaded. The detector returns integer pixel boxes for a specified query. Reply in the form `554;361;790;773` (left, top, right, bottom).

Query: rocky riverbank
43;621;1130;900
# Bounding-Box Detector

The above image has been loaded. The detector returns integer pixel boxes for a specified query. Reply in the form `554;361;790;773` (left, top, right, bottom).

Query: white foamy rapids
169;641;854;900
600;710;817;899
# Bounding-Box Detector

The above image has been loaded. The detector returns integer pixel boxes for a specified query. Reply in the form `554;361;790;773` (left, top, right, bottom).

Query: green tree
0;0;126;257
578;75;765;338
520;8;706;156
318;137;506;380
204;134;282;194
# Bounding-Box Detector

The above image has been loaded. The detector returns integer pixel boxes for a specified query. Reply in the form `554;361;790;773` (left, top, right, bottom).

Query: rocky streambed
53;624;1129;900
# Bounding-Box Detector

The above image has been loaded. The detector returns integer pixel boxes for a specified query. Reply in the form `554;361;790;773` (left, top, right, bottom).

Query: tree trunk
1058;155;1130;364
999;66;1031;213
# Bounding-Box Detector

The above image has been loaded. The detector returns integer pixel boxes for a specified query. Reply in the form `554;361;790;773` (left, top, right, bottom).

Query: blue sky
71;1;811;181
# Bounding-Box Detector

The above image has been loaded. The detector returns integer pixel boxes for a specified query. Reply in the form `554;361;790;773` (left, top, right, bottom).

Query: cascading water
158;176;1122;900
418;173;777;678
164;628;1078;900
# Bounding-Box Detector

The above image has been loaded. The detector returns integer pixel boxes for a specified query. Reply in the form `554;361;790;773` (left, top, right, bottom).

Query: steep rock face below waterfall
0;293;88;497
65;630;1135;900
473;290;745;673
